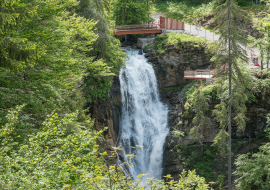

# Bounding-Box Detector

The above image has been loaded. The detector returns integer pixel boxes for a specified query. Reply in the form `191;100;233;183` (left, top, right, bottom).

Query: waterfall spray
117;48;169;184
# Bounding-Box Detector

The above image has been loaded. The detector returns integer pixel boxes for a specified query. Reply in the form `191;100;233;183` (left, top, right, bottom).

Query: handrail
184;70;214;79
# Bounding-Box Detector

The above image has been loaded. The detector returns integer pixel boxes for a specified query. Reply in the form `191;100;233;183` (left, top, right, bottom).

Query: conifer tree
211;0;251;189
189;84;211;154
0;0;38;72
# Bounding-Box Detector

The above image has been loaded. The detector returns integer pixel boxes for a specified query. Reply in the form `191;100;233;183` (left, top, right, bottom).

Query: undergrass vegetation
176;143;218;182
145;32;211;54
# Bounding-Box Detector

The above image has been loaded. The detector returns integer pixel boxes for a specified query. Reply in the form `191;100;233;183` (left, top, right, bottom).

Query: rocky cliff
144;42;211;91
143;40;270;182
88;76;121;163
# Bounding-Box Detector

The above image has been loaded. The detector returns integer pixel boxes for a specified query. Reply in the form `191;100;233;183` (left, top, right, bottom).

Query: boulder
137;38;155;49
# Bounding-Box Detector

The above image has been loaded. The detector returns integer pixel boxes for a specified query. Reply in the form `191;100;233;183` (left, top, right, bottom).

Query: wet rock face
144;43;211;91
89;76;121;153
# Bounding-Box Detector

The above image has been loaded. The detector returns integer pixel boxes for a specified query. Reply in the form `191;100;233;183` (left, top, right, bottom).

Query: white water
117;48;169;183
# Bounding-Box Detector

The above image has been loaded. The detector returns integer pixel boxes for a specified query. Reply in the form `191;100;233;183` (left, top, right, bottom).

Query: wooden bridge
114;16;184;35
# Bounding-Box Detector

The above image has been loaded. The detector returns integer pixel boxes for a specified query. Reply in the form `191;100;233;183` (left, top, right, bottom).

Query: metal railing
184;70;214;79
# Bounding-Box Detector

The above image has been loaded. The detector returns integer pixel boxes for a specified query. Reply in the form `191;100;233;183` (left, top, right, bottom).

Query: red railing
251;50;260;66
184;70;214;79
115;24;161;31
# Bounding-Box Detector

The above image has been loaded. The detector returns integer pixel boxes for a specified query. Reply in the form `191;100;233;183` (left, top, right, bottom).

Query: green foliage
163;32;209;45
145;33;210;56
184;84;196;101
190;84;211;144
235;0;252;6
0;0;39;72
113;101;122;107
215;174;226;190
0;0;100;128
162;84;185;94
202;85;217;100
210;0;252;157
234;113;270;189
0;0;126;129
155;0;219;13
113;0;154;25
234;142;270;190
212;129;229;157
177;144;218;182
172;128;185;140
77;0;126;103
167;1;217;23
0;107;214;189
0;106;102;189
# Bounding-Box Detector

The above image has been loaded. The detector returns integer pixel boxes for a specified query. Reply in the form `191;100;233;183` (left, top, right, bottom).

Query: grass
144;32;211;55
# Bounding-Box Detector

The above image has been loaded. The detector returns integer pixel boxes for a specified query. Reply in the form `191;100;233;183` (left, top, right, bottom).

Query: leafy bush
202;85;217;100
234;115;270;190
0;106;214;189
176;144;218;182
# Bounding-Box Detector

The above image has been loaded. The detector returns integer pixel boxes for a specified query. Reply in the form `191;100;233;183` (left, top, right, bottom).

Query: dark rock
88;75;121;164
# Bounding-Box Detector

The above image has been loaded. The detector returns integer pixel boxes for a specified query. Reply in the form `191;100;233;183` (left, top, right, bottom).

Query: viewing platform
184;70;214;79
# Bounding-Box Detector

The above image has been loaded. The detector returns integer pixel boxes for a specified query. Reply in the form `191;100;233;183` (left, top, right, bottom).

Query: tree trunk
228;1;232;190
267;47;270;69
261;60;263;74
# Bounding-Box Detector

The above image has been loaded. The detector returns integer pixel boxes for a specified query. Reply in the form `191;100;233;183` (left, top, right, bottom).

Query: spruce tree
211;0;251;189
0;0;38;72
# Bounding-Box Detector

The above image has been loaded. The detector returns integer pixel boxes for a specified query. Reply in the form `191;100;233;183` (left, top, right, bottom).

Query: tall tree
211;0;251;189
0;0;39;72
77;0;126;103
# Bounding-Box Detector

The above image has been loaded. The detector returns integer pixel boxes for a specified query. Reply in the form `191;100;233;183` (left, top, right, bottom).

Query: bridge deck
114;17;185;35
114;24;162;35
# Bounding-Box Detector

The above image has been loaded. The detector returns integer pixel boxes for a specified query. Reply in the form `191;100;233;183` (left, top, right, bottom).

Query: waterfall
117;48;169;183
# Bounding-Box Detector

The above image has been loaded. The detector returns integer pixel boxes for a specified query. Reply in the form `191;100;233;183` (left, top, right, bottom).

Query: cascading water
117;48;169;184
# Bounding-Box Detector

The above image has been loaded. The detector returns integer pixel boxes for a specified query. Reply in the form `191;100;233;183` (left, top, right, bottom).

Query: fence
160;16;184;30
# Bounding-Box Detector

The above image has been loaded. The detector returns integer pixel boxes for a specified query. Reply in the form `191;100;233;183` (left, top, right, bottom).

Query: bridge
114;16;184;35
